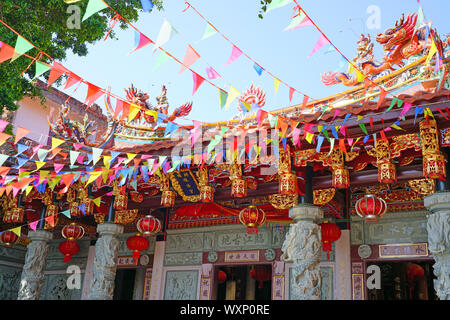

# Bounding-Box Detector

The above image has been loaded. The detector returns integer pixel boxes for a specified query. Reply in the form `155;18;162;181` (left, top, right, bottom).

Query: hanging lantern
59;223;85;262
126;234;149;264
3;207;25;224
319;221;341;260
249;265;272;289
200;185;214;203
137;215;162;237
378;161;397;184
0;231;19;246
423;153;446;180
332;168;350;189
279;172;297;195
355;194;387;223
59;240;80;263
231;178;247;198
218;270;227;284
161;190;176;207
44;204;59;230
420;120;446;181
239;205;266;234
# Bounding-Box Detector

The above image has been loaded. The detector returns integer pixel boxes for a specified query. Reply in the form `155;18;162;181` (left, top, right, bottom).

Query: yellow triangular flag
224;86;240;110
274;77;280;96
125;153;137;165
305;132;314;144
85;171;102;186
145;110;158;121
11;226;21;237
25;185;34;196
19;171;30;178
103;155;111;169
128;103;141;122
351;137;361;152
92;196;101;207
426;107;435;119
51;137;65;150
34;161;46;172
356;69;366;82
426;39;437;65
348;63;355;74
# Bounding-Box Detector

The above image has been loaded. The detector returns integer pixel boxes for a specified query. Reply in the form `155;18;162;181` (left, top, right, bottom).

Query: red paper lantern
137;215;162;237
62;223;85;241
59;240;80;262
249;265;272;289
218;270;227;284
319;221;341;260
355;194;387;223
126;234;149;264
0;231;18;246
239;205;266;234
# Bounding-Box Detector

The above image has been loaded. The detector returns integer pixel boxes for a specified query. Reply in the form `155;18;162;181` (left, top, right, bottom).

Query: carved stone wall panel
165;233;204;253
364;218;427;244
350;221;364;245
288;266;333;300
40;273;82;300
214;229;271;251
0;245;27;264
163;270;199;300
164;252;203;266
0;264;22;300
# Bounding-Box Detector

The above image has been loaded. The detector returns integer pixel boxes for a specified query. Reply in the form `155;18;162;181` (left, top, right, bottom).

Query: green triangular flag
61;209;71;219
34;61;51;79
11;35;34;62
386;97;397;112
153;50;171;71
323;129;330;142
82;0;109;22
201;23;217;40
359;123;368;135
397;99;404;109
221;126;229;135
218;89;228;109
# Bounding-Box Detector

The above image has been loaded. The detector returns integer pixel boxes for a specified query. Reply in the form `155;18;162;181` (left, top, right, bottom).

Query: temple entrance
367;260;437;300
216;265;272;300
113;268;137;300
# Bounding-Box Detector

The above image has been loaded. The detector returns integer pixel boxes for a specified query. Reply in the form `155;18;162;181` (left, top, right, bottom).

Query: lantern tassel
64;254;72;263
132;250;140;265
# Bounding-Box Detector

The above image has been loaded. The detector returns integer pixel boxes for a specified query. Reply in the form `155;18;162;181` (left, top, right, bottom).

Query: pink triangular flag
14;126;30;144
0;120;9;132
289;87;295;102
29;220;38;231
308;34;329;58
205;66;220;79
54;163;64;173
179;45;201;74
192;71;205;95
130;32;154;53
64;73;81;90
73;143;83;151
76;154;85;164
225;45;243;65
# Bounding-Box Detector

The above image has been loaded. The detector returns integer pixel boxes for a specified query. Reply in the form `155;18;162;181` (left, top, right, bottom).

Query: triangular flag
47;61;67;87
426;39;437;65
92;197;101;207
218;89;228;108
11;35;34;62
267;0;291;12
34;61;51;80
153;50;171;71
154;18;176;52
91;147;103;165
85;83;104;107
54;163;64;173
192;71;205;95
289;87;295;103
0;41;15;63
225;45;242;65
205;66;220;79
70;150;80;166
64;73;81;90
61;209;71;219
284;10;308;31
45;215;56;227
82;0;109;22
179;45;200;74
11;226;21;237
0;119;9;132
253;64;264;76
140;0;154;12
224;86;240;110
28;220;38;231
51;137;65;150
201;23;217;40
274;78;280;96
14;126;30;144
308;34;329;58
128;103;141;122
130;30;153;53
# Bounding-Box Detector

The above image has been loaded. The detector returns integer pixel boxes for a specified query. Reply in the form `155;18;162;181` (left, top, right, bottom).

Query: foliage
0;0;162;117
258;0;272;19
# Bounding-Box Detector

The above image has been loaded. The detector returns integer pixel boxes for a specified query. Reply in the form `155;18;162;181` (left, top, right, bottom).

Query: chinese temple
1;12;450;301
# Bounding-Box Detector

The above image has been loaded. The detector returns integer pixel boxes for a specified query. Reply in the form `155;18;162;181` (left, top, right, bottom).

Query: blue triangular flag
16;157;29;169
363;135;369;144
110;150;121;164
330;126;339;139
316;136;324;152
16;143;29;156
253;63;264;76
78;203;86;215
61;209;71;219
140;0;154;12
85;153;93;165
281;137;287;151
342;113;351;125
141;166;149;182
414;106;423;125
164;122;179;136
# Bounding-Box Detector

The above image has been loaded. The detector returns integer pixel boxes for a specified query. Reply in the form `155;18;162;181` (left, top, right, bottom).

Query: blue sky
56;0;450;125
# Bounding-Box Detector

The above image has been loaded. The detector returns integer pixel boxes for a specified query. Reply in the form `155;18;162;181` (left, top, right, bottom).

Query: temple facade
1;12;450;301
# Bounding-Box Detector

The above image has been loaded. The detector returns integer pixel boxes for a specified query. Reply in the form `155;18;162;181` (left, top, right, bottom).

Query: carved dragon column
281;204;323;300
17;230;53;300
423;192;450;300
87;222;123;300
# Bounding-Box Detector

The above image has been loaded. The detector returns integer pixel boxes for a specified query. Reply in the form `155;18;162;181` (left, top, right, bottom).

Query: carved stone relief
163;270;199;300
289;266;333;300
164;252;203;266
0;265;21;300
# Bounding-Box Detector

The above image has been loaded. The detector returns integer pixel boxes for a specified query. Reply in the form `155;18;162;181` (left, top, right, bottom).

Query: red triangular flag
302;95;309;110
130;32;154;53
47;61;67;87
179;45;200;74
64;72;81;90
0;42;15;63
192;71;205;95
377;89;388;110
114;99;124;118
45;215;55;227
121;102;130;121
289;87;295;103
85;83;104;107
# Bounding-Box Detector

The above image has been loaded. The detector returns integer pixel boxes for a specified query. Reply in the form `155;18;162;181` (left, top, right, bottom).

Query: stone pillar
17;230;53;300
81;243;96;300
281;204;323;300
424;192;450;300
149;240;166;300
87;222;123;300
